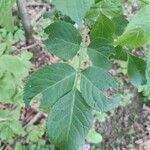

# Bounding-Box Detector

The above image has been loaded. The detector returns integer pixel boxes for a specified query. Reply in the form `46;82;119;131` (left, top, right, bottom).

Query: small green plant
0;28;32;145
0;0;15;31
0;22;31;104
0;108;25;144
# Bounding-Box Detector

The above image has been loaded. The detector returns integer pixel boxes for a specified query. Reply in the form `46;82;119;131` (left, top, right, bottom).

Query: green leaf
94;111;108;122
51;0;94;25
0;72;16;102
44;21;82;60
116;28;148;48
0;54;31;78
140;0;150;6
0;108;25;144
0;0;15;31
100;0;123;17
0;43;7;56
86;129;102;144
95;0;102;3
87;38;114;69
24;63;94;150
85;0;123;26
47;90;93;150
128;55;146;86
0;53;32;103
116;5;150;47
80;67;120;112
85;7;100;25
112;15;129;36
90;14;115;41
111;46;128;61
23;63;76;108
15;143;24;150
26;125;45;143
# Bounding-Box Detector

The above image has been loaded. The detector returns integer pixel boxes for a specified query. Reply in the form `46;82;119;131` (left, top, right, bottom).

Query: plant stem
73;56;81;90
16;0;33;42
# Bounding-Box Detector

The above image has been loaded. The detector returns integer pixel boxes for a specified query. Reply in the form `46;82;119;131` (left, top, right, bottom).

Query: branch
16;0;33;42
20;42;39;50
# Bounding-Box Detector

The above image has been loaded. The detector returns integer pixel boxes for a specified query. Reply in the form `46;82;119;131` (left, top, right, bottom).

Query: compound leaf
47;90;93;150
23;63;76;108
44;21;82;60
81;67;120;112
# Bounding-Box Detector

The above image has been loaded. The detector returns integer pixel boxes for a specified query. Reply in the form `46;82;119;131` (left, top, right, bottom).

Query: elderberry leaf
87;38;114;69
51;0;94;25
47;90;93;150
117;5;150;47
44;21;82;60
80;67;120;112
128;55;146;86
90;14;115;41
23;63;76;108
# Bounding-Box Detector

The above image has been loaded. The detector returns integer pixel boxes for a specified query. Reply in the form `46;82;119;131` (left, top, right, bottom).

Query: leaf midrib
40;72;76;95
52;36;81;48
81;74;114;100
88;47;110;60
67;90;76;141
